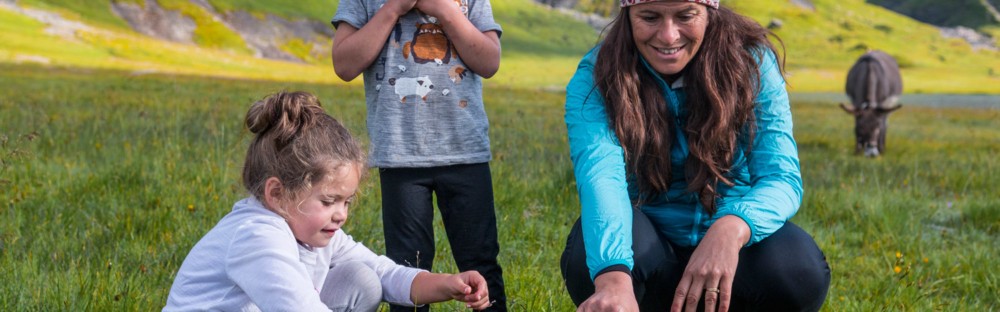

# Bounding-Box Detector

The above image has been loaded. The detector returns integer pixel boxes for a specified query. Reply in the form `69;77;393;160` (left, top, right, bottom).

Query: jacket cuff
594;264;631;281
716;205;758;247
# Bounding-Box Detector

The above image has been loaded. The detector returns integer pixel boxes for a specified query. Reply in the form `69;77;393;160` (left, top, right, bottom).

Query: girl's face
285;164;360;248
629;1;709;79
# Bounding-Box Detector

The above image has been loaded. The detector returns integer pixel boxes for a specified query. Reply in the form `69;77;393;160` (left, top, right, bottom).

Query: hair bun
245;91;325;147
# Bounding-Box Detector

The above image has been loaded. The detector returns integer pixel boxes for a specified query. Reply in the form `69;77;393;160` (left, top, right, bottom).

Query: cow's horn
839;102;856;114
878;95;901;110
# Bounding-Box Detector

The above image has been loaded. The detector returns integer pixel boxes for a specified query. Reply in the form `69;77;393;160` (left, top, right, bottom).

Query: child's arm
416;0;501;78
331;0;418;81
410;270;491;310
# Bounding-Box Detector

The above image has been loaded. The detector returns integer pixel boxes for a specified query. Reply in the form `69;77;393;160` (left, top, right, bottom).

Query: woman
560;1;830;311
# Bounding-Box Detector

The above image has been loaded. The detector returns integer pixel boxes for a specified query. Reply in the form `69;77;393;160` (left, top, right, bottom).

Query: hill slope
868;0;1000;29
1;0;999;93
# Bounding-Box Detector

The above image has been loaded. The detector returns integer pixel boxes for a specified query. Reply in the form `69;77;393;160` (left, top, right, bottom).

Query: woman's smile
629;2;708;77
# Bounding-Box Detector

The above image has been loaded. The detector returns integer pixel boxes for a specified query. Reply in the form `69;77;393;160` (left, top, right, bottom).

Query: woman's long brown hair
594;5;784;214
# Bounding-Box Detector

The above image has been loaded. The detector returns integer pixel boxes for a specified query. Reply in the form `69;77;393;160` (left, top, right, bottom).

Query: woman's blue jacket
564;46;803;280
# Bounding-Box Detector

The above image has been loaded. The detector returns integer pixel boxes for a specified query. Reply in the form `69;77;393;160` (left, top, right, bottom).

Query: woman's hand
670;215;749;312
578;271;639;312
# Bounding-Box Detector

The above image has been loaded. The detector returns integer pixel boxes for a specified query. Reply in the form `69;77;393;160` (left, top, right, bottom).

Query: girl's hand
670;216;749;312
450;271;491;310
578;271;639;312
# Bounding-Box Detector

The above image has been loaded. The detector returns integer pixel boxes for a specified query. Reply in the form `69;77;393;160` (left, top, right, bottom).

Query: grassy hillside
1;0;599;89
3;0;999;93
869;0;1000;28
728;0;1000;93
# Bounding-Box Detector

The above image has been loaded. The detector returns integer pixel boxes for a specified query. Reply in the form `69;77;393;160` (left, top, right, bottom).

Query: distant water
789;92;1000;109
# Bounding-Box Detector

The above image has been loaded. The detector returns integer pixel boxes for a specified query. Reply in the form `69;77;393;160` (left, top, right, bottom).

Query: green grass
1;63;998;311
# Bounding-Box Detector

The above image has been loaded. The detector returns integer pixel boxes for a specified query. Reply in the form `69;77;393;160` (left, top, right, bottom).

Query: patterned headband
620;0;720;9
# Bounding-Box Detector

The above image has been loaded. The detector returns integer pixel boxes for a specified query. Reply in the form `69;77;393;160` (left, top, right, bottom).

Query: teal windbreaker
564;47;803;280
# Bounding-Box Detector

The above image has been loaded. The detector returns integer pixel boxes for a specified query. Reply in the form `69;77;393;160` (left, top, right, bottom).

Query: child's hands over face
449;271;491;310
414;0;463;21
385;0;419;17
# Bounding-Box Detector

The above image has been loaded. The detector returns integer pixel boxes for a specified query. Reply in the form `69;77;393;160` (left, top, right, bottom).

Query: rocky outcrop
939;26;998;51
530;0;611;33
535;0;578;9
111;0;332;63
222;10;331;62
111;1;196;43
790;0;815;11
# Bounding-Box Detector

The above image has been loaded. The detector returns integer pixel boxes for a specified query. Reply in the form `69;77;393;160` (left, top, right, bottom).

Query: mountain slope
868;0;1000;29
2;0;999;93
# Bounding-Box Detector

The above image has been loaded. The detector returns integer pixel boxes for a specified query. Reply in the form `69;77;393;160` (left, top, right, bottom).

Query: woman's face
629;1;709;78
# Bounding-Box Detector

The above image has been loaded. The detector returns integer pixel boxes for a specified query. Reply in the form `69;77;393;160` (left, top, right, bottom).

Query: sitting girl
164;91;491;311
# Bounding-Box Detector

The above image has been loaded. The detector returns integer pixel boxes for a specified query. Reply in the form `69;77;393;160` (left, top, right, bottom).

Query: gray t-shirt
332;0;502;168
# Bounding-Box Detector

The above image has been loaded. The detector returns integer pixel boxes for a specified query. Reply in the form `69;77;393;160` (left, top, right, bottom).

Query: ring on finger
705;287;720;293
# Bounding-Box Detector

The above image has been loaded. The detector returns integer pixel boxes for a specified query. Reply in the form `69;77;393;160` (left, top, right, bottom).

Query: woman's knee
738;223;831;310
322;261;382;312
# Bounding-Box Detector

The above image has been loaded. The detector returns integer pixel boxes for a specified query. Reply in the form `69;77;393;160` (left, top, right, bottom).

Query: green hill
2;0;999;93
868;0;1000;29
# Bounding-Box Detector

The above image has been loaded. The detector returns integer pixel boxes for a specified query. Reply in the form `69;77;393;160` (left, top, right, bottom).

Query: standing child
164;91;491;311
331;0;506;311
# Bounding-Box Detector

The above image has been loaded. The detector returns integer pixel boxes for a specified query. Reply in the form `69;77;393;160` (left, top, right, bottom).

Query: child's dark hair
242;91;365;214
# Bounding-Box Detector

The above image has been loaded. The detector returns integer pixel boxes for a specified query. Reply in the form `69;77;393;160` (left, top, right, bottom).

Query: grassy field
1;63;997;310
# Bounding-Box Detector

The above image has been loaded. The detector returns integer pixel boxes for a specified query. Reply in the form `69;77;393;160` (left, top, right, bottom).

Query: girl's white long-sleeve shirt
164;197;423;311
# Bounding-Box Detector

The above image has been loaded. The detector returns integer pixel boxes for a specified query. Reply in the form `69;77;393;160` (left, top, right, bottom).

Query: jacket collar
639;55;686;90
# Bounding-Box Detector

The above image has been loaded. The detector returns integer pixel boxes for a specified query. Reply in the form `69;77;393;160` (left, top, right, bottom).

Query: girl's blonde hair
242;91;365;217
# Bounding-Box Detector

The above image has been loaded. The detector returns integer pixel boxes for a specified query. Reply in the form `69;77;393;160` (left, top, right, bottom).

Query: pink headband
620;0;720;9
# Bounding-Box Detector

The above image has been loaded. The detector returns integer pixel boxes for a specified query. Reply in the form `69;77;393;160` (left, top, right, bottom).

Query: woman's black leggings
561;211;831;311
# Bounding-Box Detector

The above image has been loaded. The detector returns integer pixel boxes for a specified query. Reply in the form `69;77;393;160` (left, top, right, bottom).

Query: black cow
840;50;903;157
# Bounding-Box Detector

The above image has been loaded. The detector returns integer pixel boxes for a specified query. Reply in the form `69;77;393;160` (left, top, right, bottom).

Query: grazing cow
840;50;903;157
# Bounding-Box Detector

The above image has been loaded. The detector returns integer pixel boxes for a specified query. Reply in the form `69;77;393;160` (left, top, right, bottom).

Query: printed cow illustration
389;76;434;103
840;50;903;157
